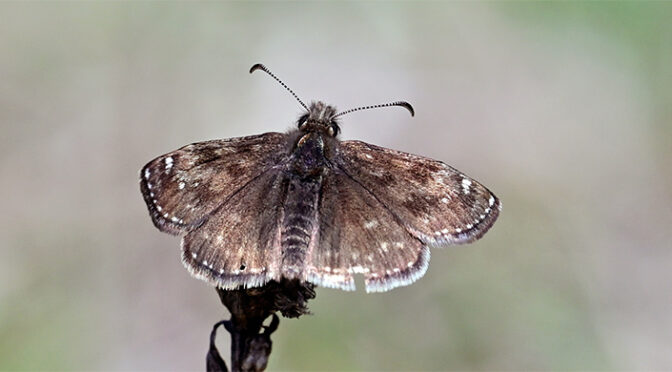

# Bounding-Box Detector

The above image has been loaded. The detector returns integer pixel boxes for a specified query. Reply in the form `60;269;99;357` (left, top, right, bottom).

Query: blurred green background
1;2;671;370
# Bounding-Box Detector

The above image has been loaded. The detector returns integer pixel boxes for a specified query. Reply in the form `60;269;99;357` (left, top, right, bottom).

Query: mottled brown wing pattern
306;168;429;293
181;168;287;289
140;128;500;292
337;141;501;247
139;133;288;235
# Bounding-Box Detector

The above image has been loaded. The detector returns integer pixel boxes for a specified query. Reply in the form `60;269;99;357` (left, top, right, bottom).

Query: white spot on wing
179;182;185;190
461;178;472;194
364;154;373;159
489;195;495;206
441;197;450;204
364;220;378;229
144;168;150;179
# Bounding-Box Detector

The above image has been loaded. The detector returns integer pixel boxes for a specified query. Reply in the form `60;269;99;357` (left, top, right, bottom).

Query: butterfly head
297;101;341;137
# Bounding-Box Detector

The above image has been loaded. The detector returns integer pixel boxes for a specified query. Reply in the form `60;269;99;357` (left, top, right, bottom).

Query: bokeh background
1;2;671;370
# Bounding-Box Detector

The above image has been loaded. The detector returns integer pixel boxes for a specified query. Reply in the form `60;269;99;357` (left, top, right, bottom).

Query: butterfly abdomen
280;175;321;278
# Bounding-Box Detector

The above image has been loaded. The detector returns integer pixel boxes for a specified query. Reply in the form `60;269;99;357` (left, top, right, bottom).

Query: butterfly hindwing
306;168;429;293
139;133;288;235
181;168;288;289
337;140;501;247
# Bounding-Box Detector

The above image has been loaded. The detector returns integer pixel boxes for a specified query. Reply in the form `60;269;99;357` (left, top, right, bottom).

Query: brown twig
207;279;316;372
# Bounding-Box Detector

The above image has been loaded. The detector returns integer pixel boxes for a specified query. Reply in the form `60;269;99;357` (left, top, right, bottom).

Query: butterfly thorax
290;132;330;177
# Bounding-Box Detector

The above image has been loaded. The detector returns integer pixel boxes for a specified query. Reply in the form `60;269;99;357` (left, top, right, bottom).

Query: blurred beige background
1;2;671;370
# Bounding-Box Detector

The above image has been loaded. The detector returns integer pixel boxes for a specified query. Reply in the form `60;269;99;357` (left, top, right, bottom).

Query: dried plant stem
207;279;316;372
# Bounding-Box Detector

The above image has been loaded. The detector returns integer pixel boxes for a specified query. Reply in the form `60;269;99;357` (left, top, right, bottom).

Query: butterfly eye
328;123;340;137
297;114;309;129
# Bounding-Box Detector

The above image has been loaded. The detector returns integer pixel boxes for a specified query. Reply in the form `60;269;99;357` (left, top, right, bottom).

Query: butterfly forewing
308;169;429;292
140;133;288;235
337;141;501;246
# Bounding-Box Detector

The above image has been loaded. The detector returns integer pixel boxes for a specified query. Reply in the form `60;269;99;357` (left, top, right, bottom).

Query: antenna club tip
399;101;415;117
249;63;265;74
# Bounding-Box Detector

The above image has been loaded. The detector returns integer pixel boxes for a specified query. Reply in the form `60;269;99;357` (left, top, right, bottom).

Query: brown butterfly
140;64;501;293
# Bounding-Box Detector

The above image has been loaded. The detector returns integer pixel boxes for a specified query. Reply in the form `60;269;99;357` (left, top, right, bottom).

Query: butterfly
140;64;501;293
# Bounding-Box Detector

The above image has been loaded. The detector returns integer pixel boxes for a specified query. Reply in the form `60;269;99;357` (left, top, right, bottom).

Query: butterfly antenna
250;63;309;111
331;101;415;120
